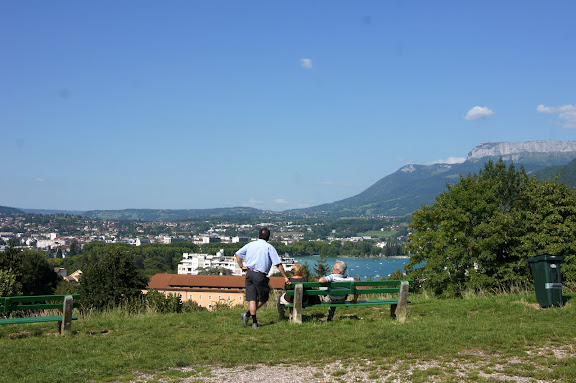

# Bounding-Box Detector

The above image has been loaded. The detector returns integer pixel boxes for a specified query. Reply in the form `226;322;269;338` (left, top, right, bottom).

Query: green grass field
1;291;575;382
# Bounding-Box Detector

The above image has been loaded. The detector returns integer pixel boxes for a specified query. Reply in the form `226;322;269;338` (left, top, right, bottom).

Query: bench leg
292;284;303;324
394;281;410;323
60;295;74;335
327;307;336;321
390;304;397;319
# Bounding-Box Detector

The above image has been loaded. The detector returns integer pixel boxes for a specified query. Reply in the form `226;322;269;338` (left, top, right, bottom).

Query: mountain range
304;140;576;217
3;140;576;220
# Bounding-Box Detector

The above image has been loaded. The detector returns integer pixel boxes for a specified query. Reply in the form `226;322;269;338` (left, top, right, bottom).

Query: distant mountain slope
22;208;86;215
83;207;265;221
0;206;25;215
3;206;268;221
302;140;576;217
535;157;576;187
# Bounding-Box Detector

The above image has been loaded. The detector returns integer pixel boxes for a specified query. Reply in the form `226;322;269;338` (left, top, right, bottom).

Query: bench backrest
284;280;413;297
0;294;81;312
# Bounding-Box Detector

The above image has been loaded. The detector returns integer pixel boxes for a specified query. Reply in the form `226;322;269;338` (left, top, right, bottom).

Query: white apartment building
177;249;298;277
177;249;244;276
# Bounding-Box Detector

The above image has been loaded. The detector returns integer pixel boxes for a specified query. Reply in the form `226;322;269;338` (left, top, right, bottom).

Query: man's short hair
334;261;347;274
259;227;271;241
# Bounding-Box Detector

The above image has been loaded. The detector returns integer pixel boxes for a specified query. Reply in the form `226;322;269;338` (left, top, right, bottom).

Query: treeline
302;217;410;240
273;240;405;258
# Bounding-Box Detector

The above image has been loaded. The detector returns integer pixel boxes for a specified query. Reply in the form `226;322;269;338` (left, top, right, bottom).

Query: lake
292;256;410;281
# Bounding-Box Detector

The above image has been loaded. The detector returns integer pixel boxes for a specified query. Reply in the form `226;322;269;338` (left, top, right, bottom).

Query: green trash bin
528;255;564;308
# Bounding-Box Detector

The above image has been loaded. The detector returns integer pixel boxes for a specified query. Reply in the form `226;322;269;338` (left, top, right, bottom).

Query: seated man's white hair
334;261;347;273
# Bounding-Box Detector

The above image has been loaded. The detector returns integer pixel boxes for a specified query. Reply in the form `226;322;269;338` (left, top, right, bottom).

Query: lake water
293;256;410;281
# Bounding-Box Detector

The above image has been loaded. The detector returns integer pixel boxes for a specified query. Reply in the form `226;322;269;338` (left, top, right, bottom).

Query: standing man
319;260;355;321
235;227;290;328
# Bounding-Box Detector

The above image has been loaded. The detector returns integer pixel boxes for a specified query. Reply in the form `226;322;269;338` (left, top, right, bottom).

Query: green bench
0;294;81;335
283;280;413;324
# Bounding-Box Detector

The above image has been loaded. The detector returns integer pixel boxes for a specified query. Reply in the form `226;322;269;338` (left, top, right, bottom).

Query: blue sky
2;1;576;212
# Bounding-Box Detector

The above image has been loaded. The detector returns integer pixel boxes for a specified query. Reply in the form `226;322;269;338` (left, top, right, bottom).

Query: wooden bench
283;280;413;324
0;294;81;335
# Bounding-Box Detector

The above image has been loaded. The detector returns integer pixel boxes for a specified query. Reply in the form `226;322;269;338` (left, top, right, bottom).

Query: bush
386;268;406;280
146;290;183;313
182;299;207;312
79;248;148;310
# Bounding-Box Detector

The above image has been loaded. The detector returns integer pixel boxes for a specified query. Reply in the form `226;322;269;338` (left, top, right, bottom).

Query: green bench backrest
284;280;413;297
0;294;81;312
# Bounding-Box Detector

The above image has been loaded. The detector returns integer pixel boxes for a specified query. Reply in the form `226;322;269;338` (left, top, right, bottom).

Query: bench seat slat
284;299;404;308
286;289;354;296
0;294;80;303
0;315;78;325
284;280;413;289
4;303;81;311
285;287;407;296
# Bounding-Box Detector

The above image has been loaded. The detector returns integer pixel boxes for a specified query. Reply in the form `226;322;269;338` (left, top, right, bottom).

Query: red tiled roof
147;273;286;290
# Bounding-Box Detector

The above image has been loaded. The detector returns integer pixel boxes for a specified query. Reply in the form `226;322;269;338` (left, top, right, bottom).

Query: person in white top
319;261;355;321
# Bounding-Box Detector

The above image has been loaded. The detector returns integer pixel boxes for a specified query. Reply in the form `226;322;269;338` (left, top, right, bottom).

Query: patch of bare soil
120;345;576;383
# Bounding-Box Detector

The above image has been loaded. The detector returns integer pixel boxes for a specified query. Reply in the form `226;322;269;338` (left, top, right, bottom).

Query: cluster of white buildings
177;249;297;277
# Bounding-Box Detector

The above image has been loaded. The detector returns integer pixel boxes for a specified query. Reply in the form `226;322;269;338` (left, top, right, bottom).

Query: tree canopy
79;248;148;309
404;159;576;297
0;243;59;296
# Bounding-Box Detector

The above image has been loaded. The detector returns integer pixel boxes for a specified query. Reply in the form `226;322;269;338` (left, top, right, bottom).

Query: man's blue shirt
236;239;282;274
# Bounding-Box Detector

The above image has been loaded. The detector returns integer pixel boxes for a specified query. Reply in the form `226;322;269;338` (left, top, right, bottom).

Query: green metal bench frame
0;294;81;334
283;280;413;323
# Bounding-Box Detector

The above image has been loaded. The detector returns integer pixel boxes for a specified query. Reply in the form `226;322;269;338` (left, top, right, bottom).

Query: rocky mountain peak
400;164;416;173
467;140;576;160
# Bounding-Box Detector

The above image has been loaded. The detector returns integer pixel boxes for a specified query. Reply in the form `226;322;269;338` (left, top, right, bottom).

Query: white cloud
274;198;289;204
430;157;466;165
537;104;576;129
244;198;264;207
464;106;495;121
317;181;362;187
300;58;313;69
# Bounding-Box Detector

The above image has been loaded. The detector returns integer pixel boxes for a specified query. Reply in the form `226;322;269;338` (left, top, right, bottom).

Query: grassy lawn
1;291;575;382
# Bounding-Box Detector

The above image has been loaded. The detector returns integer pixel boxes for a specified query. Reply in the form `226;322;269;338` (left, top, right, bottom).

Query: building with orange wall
146;273;286;311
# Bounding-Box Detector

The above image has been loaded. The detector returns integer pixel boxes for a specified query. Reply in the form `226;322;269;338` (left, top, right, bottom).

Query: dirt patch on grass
120;345;576;383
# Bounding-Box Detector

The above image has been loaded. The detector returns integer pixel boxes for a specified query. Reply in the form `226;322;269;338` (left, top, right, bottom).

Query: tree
404;159;576;297
79;248;148;309
197;267;232;275
20;250;60;295
0;268;21;297
0;245;59;296
313;254;330;278
69;240;79;256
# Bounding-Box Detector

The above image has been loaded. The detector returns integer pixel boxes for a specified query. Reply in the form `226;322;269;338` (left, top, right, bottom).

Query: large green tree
405;159;576;296
79;248;148;309
0;244;59;296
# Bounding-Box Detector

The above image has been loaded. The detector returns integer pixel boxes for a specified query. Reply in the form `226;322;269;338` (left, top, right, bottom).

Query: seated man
319;260;355;321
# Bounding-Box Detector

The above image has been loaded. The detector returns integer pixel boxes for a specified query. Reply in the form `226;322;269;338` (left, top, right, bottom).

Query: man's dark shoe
252;323;259;329
241;312;249;326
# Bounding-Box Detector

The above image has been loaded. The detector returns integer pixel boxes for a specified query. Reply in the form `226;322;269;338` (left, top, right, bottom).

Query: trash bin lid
527;255;565;263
